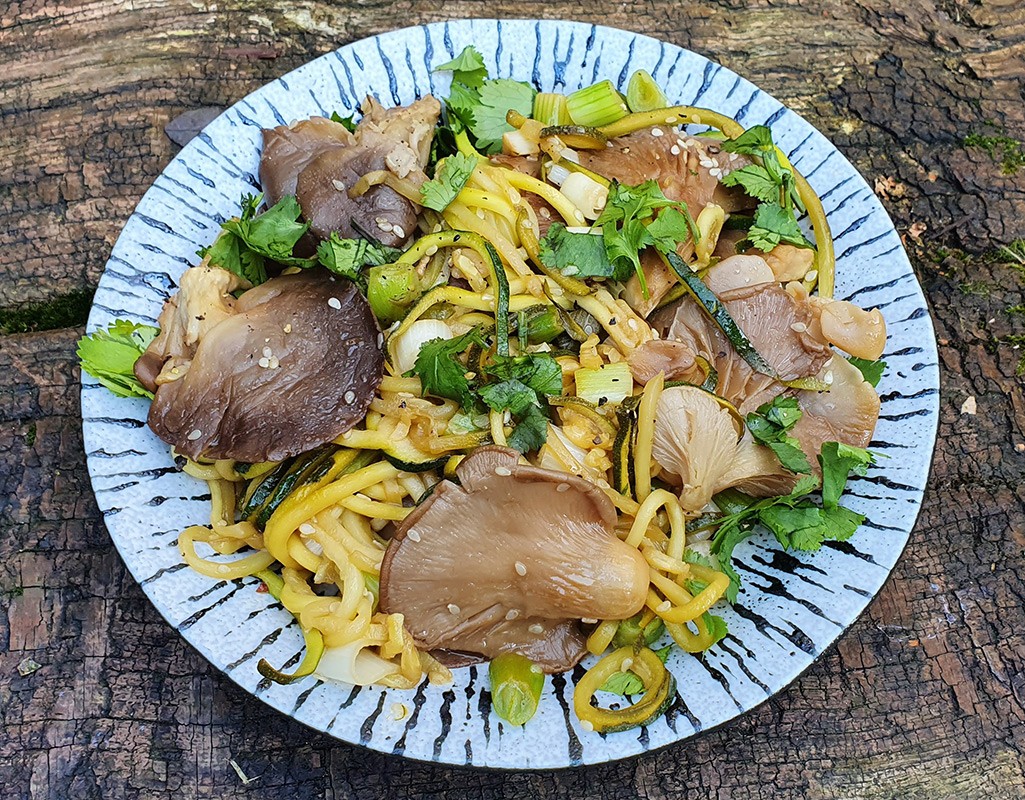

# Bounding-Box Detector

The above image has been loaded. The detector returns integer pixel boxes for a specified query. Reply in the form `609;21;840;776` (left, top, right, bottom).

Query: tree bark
2;1;1024;798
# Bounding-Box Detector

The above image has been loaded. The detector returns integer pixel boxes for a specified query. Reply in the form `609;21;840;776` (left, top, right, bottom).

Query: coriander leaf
316;234;369;284
201;228;267;285
329;111;357;131
411;329;486;408
721;125;775;155
471;79;536;154
445;81;480;129
713;520;757;603
848;356;887;387
77;320;160;399
646;207;696;254
746;396;812;474
683;549;719;570
720;164;781;205
702;613;729;646
818;441;875;509
434;45;488;88
485;353;563;396
420;152;477;212
746;202;813;252
538;223;616;278
758;503;864;551
478;379;539;416
222;195;313;267
598;646;671;696
506;404;549;453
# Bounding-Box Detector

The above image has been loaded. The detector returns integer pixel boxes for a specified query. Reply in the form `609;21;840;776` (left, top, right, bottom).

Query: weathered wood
1;1;1024;798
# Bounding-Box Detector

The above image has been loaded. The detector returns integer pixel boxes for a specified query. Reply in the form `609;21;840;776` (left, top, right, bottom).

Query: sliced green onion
521;305;563;343
489;653;545;726
612;613;666;648
574;361;633;406
367;262;423;323
626;70;668;113
534;92;571;126
566;80;629;127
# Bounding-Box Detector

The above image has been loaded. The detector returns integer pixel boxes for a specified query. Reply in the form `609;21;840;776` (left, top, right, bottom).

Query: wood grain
2;1;1024;797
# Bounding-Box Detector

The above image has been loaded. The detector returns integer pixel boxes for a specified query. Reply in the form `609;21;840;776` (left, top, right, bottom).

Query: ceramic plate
82;19;939;768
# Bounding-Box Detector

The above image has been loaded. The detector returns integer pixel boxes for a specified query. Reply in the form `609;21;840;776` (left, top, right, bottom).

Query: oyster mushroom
791;353;881;456
146;269;383;463
651;385;796;512
379;446;649;673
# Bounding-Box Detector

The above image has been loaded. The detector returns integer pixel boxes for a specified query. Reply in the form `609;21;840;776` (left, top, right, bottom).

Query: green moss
1002;335;1025;377
964;131;1025;175
25;423;36;447
0;289;95;335
958;280;991;297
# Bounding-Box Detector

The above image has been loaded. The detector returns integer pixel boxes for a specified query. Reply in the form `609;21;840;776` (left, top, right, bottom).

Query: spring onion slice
573;646;676;733
489;653;545;726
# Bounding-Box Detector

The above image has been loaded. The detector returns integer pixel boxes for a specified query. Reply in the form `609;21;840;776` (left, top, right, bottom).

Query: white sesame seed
529;663;543;674
494;466;512;477
407;529;421;542
676;138;686;148
258;357;270;368
328;297;342;309
505;609;520;620
627;318;639;331
709;167;723;178
670;145;681;156
621;657;634;671
580;720;595;732
581;618;598;625
790;322;808;333
299;523;316;535
596;479;611;490
806;269;819;282
268;356;279;369
378;220;394;232
665;116;677;124
528;623;544;634
447;603;461;615
556;483;570;493
344;390;356;404
657;600;672;613
514;561;527;576
217;564;231;575
332;179;346;192
392;225;406;238
284;323;292;333
539;207;551;219
651;128;664;137
824;370;834;384
187;429;202;440
262;346;273;358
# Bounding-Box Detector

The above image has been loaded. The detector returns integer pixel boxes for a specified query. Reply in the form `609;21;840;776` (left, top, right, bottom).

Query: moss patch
0;289;95;335
964;127;1025;175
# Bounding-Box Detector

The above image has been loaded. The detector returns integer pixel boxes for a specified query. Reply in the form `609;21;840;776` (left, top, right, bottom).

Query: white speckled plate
82;19;939;769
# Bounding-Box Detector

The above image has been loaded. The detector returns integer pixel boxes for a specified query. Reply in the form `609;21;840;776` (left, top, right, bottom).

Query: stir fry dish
80;49;888;733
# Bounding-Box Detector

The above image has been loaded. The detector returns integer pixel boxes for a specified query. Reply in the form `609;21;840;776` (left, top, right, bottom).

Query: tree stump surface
2;2;1024;798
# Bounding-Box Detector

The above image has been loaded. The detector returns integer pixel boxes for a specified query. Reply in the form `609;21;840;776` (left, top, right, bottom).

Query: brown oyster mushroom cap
379;446;649;673
147;270;383;463
260;117;356;207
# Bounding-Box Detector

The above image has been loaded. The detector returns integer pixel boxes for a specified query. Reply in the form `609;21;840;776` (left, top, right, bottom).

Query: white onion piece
316;640;400;686
391;319;454;374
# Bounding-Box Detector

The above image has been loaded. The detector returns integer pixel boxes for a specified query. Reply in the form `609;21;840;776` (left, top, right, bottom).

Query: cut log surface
2;1;1024;798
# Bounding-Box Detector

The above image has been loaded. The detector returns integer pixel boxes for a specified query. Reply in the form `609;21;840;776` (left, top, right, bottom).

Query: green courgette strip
572;646;676;733
394;230;510;356
254;569;326;685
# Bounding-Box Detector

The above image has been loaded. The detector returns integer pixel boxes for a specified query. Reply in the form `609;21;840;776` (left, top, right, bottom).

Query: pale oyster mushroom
791;353;881;456
379;446;649;673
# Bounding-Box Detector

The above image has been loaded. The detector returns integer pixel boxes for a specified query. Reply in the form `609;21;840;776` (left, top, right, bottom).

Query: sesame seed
580;720;595;732
514;561;527;576
262;346;273;358
187;429;202;440
657;600;672;613
344;390;356;404
447;603;461;615
393;225;406;238
557;483;570;493
299;523;316;535
621;657;634;671
528;623;544;634
665;116;677;124
267;356;279;369
378;220;394;232
332;179;346;192
494;466;512;477
806;269;819;282
627;318;639;331
581;617;598;624
790;322;808;333
651;128;664;137
407;529;421;542
328;297;342;309
670;145;681;155
824;370;834;384
529;664;543;674
284;323;292;333
217;564;231;575
596;479;611;490
505;609;520;620
258;357;270;368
